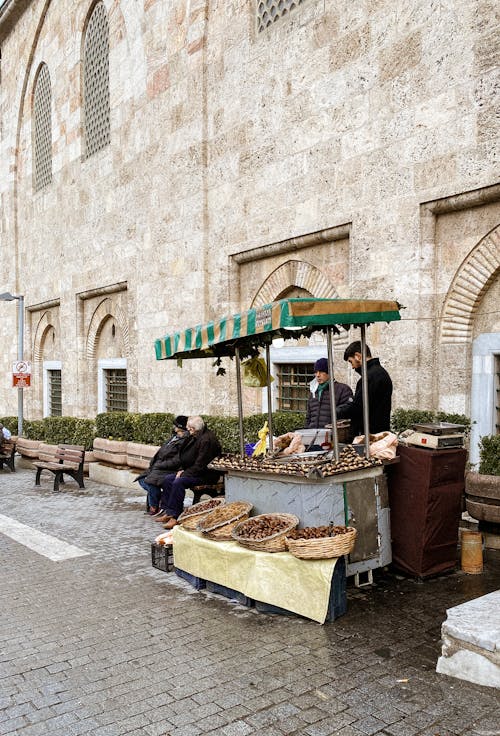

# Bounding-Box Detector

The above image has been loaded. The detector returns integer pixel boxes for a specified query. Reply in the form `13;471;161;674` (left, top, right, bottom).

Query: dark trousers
160;473;203;518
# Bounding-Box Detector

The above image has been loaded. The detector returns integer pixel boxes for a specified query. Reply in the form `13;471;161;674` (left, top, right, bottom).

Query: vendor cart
155;297;401;580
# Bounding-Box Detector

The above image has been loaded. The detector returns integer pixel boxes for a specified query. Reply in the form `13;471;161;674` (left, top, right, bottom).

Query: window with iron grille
33;63;52;191
105;368;128;412
256;0;305;33
276;363;314;412
48;369;62;416
495;354;500;434
83;2;110;159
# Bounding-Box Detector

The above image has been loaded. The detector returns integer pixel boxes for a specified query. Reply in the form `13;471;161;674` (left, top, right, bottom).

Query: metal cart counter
224;465;391;580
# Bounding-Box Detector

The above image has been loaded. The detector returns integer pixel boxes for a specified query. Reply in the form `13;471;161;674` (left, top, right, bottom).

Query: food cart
155;298;401;583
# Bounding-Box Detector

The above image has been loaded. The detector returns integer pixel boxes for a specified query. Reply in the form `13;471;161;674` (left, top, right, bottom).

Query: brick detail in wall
440;226;500;344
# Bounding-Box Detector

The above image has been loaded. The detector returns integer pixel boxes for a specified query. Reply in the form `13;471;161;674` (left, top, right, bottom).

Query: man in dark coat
338;341;393;436
156;416;222;526
306;357;353;429
137;415;189;514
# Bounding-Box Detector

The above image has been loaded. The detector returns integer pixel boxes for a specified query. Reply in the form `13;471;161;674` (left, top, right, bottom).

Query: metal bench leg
35;467;43;486
53;471;63;492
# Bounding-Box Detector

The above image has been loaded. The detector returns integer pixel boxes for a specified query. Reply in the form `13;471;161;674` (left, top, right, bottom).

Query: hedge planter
126;442;159;471
16;438;42;458
93;438;128;466
465;471;500;524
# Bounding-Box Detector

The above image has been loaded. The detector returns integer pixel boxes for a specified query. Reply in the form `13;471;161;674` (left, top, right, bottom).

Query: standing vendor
306;358;353;428
339;341;393;436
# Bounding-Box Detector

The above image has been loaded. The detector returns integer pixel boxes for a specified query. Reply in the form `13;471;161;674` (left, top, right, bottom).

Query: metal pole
234;347;245;456
360;324;370;459
18;296;24;436
326;328;339;461
265;343;273;452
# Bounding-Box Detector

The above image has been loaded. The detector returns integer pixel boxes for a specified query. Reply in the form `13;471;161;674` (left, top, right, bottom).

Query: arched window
33;63;52;191
83;2;110;158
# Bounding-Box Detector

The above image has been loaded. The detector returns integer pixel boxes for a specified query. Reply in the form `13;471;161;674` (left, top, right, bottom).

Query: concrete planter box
93;437;128;466
16;438;42;458
465;471;500;524
126;442;159;471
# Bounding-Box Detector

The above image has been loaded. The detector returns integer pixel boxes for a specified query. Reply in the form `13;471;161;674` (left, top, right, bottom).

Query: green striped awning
155;298;401;361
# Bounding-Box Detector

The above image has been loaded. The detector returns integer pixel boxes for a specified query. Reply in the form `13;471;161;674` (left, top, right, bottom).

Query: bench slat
34;443;86;491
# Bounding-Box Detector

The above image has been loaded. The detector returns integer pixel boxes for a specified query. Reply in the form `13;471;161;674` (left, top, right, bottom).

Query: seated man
136;416;189;514
0;423;12;443
156;415;222;528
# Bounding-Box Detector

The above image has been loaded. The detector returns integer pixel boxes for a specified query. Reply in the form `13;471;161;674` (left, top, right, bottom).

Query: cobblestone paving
0;467;499;736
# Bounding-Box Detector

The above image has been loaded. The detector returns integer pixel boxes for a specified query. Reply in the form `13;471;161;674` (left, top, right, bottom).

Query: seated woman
136;416;189;514
156;415;222;527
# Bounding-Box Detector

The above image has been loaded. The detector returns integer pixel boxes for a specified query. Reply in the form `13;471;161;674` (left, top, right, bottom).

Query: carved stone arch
33;310;55;364
251;260;338;307
440;224;500;344
86;297;129;359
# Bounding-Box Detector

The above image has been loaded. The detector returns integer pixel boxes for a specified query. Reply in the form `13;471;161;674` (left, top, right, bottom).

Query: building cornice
0;0;31;43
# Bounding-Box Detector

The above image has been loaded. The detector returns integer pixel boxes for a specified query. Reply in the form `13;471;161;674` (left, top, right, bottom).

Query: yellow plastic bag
242;356;273;388
252;421;269;456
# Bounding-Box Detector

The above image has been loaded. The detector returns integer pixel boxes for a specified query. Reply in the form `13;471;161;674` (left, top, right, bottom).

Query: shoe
163;518;178;529
151;509;165;517
154;514;173;523
148;507;158;515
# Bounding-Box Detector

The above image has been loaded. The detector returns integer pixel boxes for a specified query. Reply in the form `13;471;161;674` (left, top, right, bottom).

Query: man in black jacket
157;416;222;527
339;341;393;437
306;357;353;429
137;415;189;514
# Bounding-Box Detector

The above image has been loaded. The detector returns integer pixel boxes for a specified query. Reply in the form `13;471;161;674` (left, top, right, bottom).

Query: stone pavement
0;467;499;736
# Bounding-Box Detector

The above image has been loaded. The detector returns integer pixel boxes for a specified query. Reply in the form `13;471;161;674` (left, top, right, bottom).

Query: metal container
411;422;465;435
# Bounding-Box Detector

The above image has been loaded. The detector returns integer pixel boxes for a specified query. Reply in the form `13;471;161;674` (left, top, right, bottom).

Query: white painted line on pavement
0;514;90;561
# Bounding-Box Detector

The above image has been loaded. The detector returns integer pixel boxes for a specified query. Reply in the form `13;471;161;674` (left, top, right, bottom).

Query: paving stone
1;468;500;736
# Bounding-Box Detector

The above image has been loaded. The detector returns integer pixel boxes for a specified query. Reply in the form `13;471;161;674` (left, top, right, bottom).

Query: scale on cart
401;422;465;449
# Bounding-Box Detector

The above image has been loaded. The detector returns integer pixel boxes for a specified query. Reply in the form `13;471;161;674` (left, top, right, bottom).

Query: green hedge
478;435;500;476
390;408;471;436
5;407;477;455
0;416;19;435
19;416;95;449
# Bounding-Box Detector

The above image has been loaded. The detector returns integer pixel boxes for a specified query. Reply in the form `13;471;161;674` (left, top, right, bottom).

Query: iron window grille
48;369;62;416
276;363;314;412
83;2;110;158
495;355;499;433
105;368;128;412
33;63;52;191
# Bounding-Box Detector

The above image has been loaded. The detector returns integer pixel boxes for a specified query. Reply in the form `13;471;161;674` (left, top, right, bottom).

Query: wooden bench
190;480;225;506
0;439;16;472
33;444;86;492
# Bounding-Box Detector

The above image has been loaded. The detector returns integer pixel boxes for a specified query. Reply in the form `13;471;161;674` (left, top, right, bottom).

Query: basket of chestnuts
196;500;253;540
177;497;226;530
285;525;357;559
232;513;299;552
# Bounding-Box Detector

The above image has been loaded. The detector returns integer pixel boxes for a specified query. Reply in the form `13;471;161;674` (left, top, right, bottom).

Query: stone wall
0;0;498;431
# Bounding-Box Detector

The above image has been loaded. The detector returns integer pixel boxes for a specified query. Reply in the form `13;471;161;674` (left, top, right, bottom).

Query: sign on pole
12;360;31;388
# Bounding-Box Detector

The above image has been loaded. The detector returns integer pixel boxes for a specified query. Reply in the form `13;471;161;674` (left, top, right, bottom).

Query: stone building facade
0;0;498;461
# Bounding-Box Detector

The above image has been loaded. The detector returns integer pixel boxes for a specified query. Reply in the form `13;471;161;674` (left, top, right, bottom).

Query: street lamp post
0;291;25;436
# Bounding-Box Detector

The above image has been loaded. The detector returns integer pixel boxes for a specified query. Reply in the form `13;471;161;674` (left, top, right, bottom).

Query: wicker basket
232;513;299;552
178;497;225;531
286;527;357;559
197;501;253;539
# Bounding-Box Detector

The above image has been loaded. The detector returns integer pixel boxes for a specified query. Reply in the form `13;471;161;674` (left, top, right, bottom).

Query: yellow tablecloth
173;525;338;624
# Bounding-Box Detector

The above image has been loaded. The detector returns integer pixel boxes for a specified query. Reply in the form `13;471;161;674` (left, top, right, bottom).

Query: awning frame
155;298;402;459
